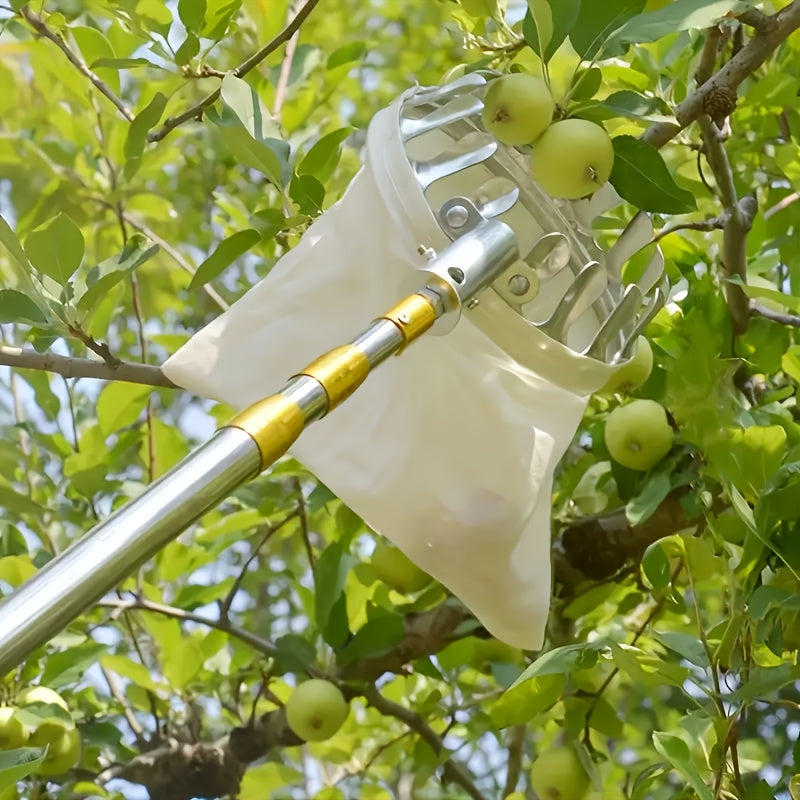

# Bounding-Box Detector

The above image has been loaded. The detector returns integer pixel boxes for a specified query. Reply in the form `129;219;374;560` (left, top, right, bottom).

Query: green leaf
124;92;168;178
101;654;164;694
610;0;753;49
573;90;674;123
175;33;200;66
314;542;355;640
569;0;646;61
755;462;800;534
41;641;109;686
0;748;47;791
179;0;207;31
24;213;84;284
652;732;713;800
490;673;565;727
201;0;242;40
731;662;800;702
610;136;696;213
298;127;355;183
653;630;709;667
732;276;800;314
522;0;580;62
511;643;602;687
97;381;152;435
189;229;260;290
91;57;161;69
337;614;404;666
626;472;672;525
0;290;48;324
327;42;366;69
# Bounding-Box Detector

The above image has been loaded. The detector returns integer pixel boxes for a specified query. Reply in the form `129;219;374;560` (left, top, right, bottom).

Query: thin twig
273;3;302;115
362;685;487;800
642;1;800;149
148;0;321;142
652;215;726;243
764;191;800;219
694;26;722;85
502;725;525;797
293;478;315;569
99;597;279;658
20;7;135;122
750;302;800;328
0;345;177;387
100;665;145;743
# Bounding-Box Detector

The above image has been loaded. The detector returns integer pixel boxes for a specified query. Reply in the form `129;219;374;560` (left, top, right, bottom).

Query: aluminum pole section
0;215;517;675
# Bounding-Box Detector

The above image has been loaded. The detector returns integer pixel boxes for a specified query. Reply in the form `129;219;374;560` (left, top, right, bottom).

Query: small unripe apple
29;717;73;747
530;745;591;800
36;727;81;776
0;707;28;749
482;73;554;147
600;337;654;395
285;679;349;742
530;119;614;199
371;541;431;593
604;399;674;471
17;687;69;712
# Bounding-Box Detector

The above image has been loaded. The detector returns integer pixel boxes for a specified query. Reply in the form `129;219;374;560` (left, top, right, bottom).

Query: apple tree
1;1;800;799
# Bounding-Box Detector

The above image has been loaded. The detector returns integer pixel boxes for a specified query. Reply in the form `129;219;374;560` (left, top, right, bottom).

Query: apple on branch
0;707;29;750
530;118;614;199
530;745;591;800
604;399;674;471
285;679;350;742
482;73;554;147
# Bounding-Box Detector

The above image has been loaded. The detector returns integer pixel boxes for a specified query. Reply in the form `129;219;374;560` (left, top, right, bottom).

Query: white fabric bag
163;90;617;649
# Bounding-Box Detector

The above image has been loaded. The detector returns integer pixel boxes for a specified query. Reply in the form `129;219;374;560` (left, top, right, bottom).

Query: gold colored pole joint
298;345;370;411
228;395;305;469
379;293;437;350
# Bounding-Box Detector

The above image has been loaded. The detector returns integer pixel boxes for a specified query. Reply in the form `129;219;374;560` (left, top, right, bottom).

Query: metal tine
400;95;485;141
584;283;643;360
406;72;487;107
411;137;497;189
538;261;608;341
635;247;665;297
615;280;669;361
605;211;654;276
529;232;571;277
473;186;519;219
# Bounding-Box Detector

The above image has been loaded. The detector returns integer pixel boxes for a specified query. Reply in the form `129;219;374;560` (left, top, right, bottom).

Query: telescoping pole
0;215;518;676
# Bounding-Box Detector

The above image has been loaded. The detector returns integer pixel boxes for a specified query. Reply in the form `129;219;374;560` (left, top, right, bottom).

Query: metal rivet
398;313;410;324
417;244;428;255
508;275;530;297
444;205;469;229
467;298;479;309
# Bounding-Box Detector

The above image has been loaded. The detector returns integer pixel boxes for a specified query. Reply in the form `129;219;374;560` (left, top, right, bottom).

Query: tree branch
20;6;135;122
362;685;487;800
0;345;177;387
750;302;800;328
502;725;525;797
148;0;321;142
652;215;726;243
98;597;278;658
642;1;800;149
697;115;756;333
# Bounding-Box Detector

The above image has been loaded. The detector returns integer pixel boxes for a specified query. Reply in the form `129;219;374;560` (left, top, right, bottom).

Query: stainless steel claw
538;261;607;340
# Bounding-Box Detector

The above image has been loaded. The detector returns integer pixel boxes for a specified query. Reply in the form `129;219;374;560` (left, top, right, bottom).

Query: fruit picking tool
0;72;666;671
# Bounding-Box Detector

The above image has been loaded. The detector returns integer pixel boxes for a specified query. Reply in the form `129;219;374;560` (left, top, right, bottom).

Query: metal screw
508;275;531;297
398;313;410;324
467;298;480;309
444;205;469;229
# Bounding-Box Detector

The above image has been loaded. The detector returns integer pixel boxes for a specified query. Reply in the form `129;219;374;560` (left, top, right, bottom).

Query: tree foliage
1;1;800;799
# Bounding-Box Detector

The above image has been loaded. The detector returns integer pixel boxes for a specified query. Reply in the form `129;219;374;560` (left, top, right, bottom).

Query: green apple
17;686;69;712
470;639;522;672
36;727;81;776
604;399;674;471
371;541;431;593
482;73;554;147
530;118;614;199
0;707;28;750
645;0;671;9
29;717;73;747
285;679;349;742
600;337;654;395
530;745;591;800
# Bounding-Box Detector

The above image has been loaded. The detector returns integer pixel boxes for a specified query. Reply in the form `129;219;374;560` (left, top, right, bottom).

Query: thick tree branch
20;6;135;122
362;685;487;800
148;0;321;142
0;345;177;387
642;1;800;149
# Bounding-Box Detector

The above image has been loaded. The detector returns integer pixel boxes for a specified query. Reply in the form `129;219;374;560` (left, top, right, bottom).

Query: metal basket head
397;71;666;369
